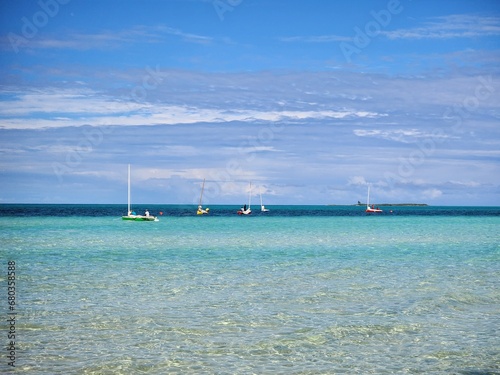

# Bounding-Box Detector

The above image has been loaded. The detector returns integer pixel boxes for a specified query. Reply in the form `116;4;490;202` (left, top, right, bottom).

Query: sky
0;0;499;206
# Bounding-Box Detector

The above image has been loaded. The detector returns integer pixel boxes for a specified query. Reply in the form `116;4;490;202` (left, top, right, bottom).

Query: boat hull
122;215;158;221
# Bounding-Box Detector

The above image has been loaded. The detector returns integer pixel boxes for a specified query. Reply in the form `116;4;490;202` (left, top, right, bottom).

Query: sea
1;204;499;374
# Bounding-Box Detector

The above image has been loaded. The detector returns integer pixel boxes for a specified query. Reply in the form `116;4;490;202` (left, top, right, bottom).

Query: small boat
260;191;270;212
122;164;158;221
365;184;383;213
237;182;252;215
196;178;210;215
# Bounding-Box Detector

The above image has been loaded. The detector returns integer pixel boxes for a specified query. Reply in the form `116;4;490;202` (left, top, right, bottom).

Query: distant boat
260;191;270;212
237;182;252;215
122;164;158;221
196;178;210;215
365;184;383;213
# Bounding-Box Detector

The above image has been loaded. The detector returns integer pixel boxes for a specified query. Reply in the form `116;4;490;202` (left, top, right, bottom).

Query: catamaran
196;178;210;215
365;184;383;213
237;182;252;215
122;164;158;221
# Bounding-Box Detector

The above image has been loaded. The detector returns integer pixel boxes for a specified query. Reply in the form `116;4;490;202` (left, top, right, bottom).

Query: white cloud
383;14;500;40
353;128;453;143
1;25;214;51
278;35;352;43
348;176;367;186
447;180;481;188
422;188;443;199
278;15;500;45
0;89;137;116
0;88;385;129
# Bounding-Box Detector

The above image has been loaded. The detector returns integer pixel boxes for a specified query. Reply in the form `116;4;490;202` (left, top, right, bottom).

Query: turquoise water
1;206;499;374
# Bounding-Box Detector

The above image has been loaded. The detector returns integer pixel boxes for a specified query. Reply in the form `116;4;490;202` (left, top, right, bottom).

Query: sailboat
121;164;158;221
196;178;210;215
365;184;383;213
237;182;252;215
259;191;270;212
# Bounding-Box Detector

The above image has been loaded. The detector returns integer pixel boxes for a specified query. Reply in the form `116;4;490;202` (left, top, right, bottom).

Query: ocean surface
1;204;499;374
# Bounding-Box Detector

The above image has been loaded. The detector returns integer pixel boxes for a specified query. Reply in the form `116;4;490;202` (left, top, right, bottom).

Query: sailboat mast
366;184;370;209
199;178;205;206
127;164;131;214
248;182;252;208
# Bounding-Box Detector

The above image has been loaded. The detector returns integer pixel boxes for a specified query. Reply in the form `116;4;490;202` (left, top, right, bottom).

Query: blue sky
0;0;499;205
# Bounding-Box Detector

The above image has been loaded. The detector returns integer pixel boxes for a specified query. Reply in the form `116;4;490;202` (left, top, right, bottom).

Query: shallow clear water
1;205;499;374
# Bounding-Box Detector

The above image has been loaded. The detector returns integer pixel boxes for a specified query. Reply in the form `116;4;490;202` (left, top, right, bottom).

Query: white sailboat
260;191;270;212
122;164;158;221
237;182;252;215
365;184;383;213
196;178;210;215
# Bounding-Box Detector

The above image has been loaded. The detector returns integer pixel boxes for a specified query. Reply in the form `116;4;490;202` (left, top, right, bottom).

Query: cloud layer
0;1;499;205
